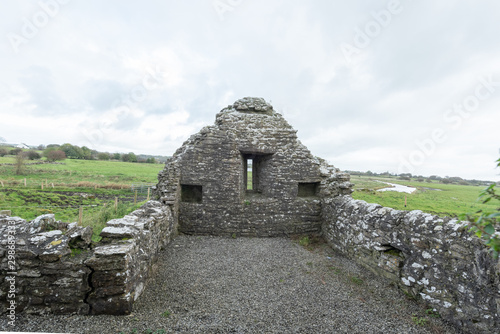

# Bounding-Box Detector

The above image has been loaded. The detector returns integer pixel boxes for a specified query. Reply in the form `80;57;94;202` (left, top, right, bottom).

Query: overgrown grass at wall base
81;200;146;242
0;187;138;222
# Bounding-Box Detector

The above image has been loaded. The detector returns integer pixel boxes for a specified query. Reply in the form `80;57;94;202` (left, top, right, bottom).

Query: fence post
78;206;83;225
41;182;44;190
134;190;138;205
0;181;3;187
51;183;54;188
147;187;150;201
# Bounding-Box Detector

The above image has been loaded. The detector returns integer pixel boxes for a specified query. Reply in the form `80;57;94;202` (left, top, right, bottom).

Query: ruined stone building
153;97;352;236
1;97;498;333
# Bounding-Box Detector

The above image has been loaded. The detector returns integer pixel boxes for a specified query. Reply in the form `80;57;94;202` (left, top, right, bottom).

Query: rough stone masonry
1;97;498;333
153;97;352;236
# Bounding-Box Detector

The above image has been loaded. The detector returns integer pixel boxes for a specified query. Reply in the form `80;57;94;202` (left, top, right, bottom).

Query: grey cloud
84;79;126;112
18;66;66;115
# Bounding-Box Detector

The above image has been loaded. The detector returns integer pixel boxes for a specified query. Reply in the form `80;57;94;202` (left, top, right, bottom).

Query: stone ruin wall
0;97;499;333
153;97;352;237
322;195;500;333
0;200;175;316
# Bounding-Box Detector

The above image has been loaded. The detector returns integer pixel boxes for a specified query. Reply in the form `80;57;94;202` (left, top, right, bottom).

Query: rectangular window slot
241;152;273;194
298;182;319;197
246;158;253;190
181;184;203;203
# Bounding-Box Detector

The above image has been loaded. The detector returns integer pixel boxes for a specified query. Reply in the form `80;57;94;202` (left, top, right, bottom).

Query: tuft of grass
70;248;83;257
349;276;363;285
425;308;441;318
328;266;342;275
299;236;310;247
161;310;171;318
412;314;428;326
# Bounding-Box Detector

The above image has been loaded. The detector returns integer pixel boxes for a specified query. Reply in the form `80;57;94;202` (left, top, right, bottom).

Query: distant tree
81;146;92;160
73;146;84;159
25;150;41;160
129;152;137;162
9;148;22;155
60;143;78;158
426;178;432;183
441;178;451;184
0;148;7;157
36;144;46;150
113;153;121;160
43;146;58;159
15;152;26;175
97;152;110;160
46;144;60;148
416;178;424;182
121;153;130;162
146;157;156;164
46;150;66;162
447;176;464;184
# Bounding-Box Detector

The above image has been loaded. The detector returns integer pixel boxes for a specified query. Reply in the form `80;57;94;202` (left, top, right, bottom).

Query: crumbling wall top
228;97;274;114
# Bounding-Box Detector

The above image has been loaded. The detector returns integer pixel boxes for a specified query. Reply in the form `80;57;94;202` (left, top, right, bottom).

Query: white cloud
0;1;499;181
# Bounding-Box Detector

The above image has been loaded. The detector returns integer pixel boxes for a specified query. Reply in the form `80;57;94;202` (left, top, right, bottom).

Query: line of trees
42;143;157;163
347;170;494;186
1;143;159;164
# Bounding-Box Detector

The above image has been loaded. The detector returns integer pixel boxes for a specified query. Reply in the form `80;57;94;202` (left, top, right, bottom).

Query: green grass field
351;175;498;217
0;156;162;187
0;157;164;233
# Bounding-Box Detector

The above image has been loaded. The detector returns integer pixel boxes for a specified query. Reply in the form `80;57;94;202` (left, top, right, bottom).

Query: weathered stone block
88;294;133;315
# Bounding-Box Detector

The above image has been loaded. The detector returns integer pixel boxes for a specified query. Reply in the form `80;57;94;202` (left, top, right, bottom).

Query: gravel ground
1;235;460;334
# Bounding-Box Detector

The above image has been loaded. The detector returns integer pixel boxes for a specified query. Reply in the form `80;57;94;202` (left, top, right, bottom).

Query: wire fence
0;178;131;190
0;178;156;192
0;196;147;225
130;183;156;194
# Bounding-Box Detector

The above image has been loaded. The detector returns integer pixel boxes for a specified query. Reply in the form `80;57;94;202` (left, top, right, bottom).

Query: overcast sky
1;0;499;181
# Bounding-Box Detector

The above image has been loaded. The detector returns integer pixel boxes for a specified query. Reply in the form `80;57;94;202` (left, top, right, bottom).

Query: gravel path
2;236;459;334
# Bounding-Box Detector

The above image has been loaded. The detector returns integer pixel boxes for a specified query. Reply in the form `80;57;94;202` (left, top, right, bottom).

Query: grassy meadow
0;156;162;186
0;156;164;239
351;175;498;217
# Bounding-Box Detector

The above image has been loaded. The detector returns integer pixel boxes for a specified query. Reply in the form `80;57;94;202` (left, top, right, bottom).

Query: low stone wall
0;200;174;316
322;195;500;333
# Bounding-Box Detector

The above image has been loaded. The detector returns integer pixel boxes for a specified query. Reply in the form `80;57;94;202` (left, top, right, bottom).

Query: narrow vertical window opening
246;158;253;190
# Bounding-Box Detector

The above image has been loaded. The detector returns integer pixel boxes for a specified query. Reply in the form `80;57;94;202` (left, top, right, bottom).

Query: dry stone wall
0;200;174;316
322;195;500;333
153;97;352;237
